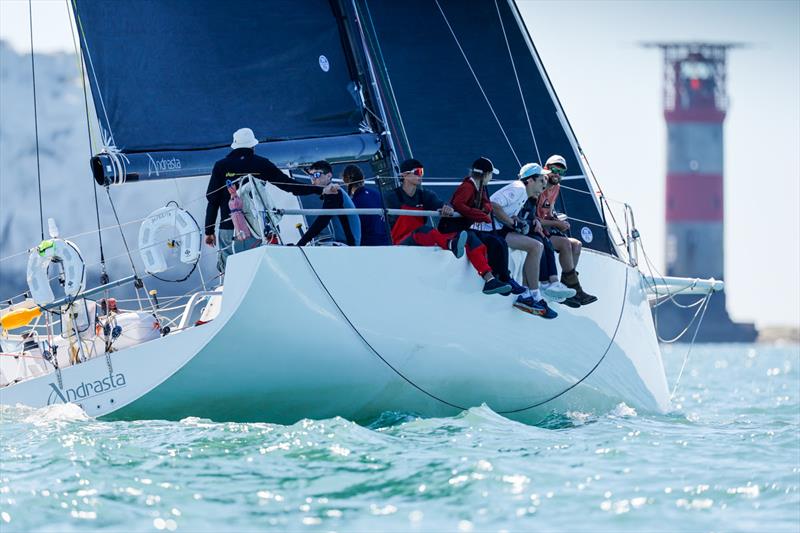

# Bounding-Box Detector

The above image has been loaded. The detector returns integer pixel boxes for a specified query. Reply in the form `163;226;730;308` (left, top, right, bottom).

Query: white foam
608;402;638;418
22;403;89;424
565;410;593;425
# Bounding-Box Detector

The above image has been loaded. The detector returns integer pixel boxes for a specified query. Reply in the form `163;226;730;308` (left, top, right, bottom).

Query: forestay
356;0;615;254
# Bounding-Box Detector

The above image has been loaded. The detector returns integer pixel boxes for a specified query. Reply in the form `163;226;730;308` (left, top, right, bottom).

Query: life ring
26;239;86;307
238;175;283;239
138;205;201;274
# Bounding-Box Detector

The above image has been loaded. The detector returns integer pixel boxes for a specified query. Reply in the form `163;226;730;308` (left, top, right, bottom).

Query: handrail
275;207;460;217
41;275;137;311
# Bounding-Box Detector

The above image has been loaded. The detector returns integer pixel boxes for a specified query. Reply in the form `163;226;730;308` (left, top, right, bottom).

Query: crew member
205;128;333;271
439;157;524;296
342;165;390;246
386;158;511;295
296;161;361;247
483;163;575;318
538;154;597;306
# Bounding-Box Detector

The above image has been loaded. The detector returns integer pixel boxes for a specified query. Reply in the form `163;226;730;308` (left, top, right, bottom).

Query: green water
1;344;798;531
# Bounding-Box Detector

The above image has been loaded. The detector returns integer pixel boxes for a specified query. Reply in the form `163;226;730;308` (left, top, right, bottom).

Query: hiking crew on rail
206;127;599;315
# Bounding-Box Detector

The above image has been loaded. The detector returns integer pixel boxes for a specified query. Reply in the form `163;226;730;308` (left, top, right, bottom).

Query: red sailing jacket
385;186;444;244
439;177;492;233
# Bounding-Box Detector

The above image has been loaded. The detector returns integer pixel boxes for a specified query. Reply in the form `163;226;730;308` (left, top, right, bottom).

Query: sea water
1;343;798;532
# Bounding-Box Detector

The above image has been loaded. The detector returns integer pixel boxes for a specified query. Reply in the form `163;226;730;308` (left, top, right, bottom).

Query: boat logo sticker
319;55;330;72
147;154;182;177
581;226;594;243
46;373;128;406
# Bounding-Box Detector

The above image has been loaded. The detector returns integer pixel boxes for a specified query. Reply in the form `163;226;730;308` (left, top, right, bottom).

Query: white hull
0;246;669;424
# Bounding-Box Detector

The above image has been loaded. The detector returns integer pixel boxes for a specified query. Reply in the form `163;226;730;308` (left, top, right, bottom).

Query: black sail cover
72;0;379;182
358;0;614;254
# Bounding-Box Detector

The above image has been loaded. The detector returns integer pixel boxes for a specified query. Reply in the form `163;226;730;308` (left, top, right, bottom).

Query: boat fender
138;206;201;274
26;239;86;306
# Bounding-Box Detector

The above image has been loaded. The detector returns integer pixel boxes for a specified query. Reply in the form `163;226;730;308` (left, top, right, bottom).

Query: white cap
231;128;259;149
518;163;544;180
545;154;567;169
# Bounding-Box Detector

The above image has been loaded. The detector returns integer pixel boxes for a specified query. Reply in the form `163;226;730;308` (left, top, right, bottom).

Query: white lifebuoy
26;239;86;307
238;175;283;239
138;205;201;274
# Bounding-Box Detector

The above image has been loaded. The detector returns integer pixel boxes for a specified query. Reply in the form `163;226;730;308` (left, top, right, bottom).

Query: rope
67;0;107;283
71;0;115;148
350;0;403;173
298;245;625;415
361;0;413;159
669;292;712;399
104;188;150;310
27;0;44;241
298;246;467;410
493;0;540;164
657;292;712;344
502;265;629;415
433;0;521;167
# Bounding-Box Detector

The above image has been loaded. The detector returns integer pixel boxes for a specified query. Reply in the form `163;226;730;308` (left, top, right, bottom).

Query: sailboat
0;0;722;425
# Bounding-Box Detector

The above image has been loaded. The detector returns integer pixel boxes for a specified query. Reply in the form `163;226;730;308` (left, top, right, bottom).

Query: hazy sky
1;0;798;328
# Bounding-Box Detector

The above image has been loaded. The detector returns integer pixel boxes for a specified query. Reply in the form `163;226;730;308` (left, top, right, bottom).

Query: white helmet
545;154;567;169
518;163;544;180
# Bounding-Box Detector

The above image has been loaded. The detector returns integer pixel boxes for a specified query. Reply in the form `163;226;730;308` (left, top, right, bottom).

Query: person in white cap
538;154;597;306
205;127;335;272
481;163;577;318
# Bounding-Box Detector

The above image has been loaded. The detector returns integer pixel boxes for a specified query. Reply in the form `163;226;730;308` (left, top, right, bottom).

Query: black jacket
204;148;321;235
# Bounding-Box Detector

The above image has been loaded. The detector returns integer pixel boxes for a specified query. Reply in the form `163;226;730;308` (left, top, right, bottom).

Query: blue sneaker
483;277;512;295
448;231;467;259
506;278;527;295
514;295;558;319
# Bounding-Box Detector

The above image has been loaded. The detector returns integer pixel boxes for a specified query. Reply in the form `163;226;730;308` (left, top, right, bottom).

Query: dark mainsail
71;0;380;182
72;0;614;253
355;0;615;254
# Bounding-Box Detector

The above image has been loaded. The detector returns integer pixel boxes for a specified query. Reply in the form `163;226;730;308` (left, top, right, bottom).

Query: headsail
71;0;380;183
355;0;615;254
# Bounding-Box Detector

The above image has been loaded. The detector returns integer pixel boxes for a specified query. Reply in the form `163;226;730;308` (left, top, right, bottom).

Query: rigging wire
66;0;107;283
433;0;521;167
298;244;627;416
350;0;403;172
26;0;45;241
104;187;148;310
669;293;712;399
493;0;541;164
361;0;413;158
70;0;115;148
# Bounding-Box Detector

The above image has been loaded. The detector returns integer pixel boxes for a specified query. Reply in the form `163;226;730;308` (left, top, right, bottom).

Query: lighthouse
645;42;757;342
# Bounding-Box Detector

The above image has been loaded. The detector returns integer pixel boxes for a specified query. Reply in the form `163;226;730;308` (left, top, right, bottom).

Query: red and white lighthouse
646;42;756;341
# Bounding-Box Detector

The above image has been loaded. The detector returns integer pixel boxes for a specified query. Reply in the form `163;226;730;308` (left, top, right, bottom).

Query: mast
346;0;403;179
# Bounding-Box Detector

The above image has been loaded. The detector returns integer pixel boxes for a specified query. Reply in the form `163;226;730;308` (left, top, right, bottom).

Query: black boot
561;270;597;306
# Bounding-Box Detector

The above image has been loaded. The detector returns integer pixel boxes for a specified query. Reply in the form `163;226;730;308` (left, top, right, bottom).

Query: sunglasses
548;166;566;176
405;168;424;177
309;171;323;179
